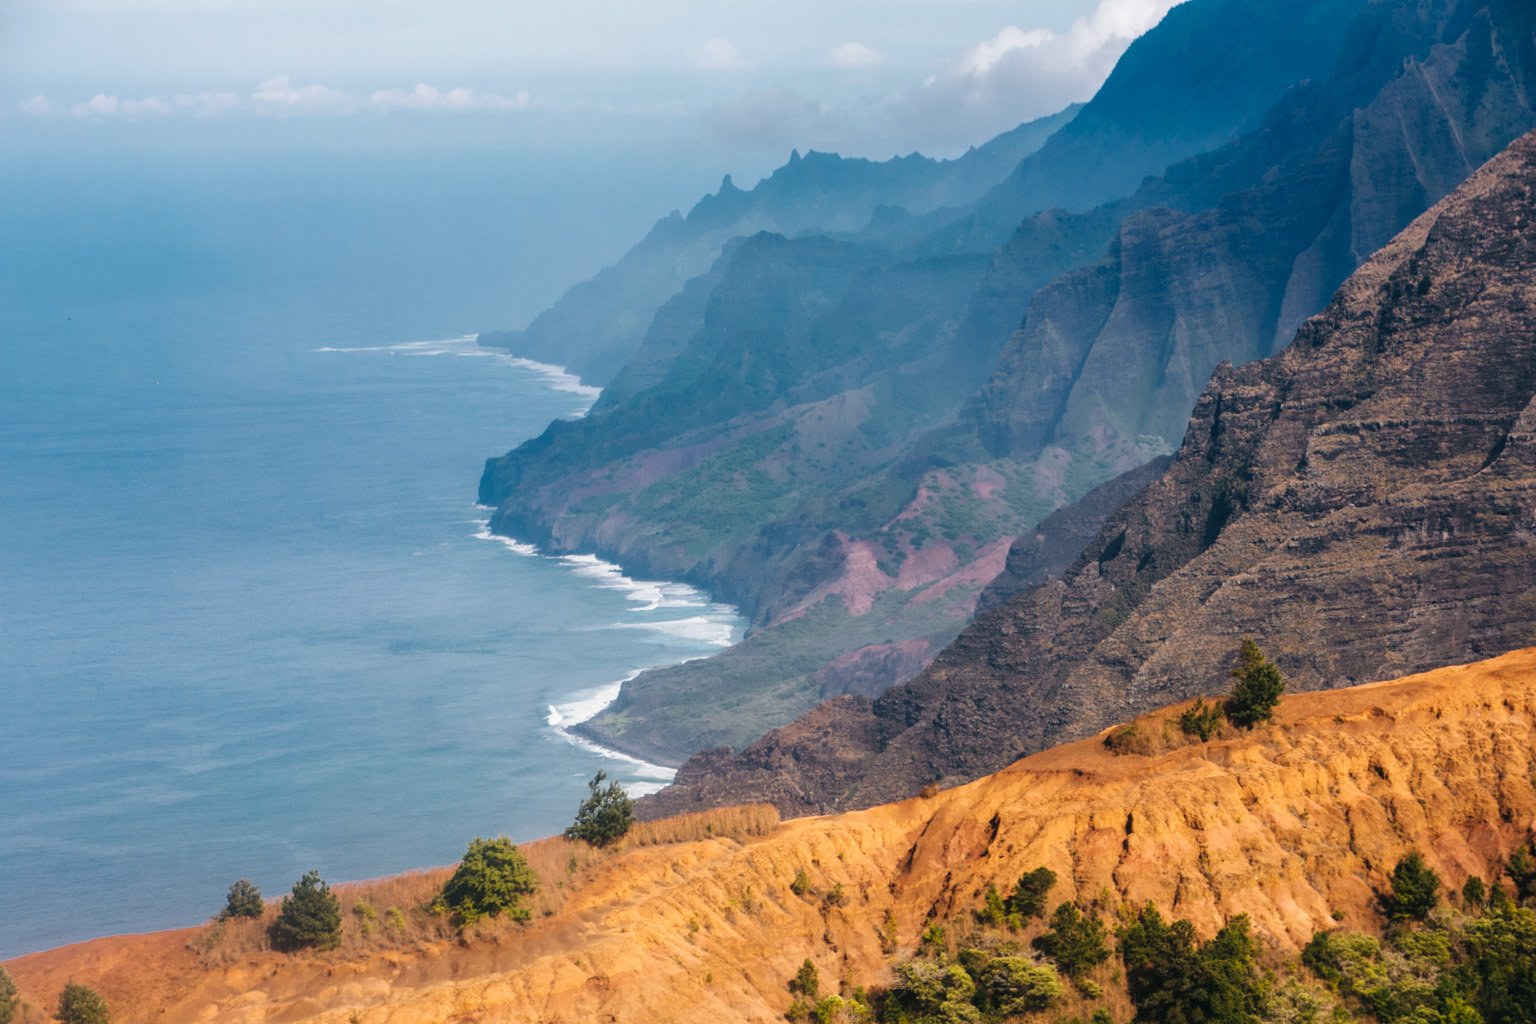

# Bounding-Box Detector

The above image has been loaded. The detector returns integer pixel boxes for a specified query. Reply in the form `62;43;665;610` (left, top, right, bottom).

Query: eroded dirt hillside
10;648;1536;1023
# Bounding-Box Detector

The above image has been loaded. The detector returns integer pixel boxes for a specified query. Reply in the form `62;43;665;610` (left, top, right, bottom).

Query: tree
1382;852;1441;921
1033;902;1111;978
1180;698;1224;741
222;878;264;919
57;982;110;1024
563;771;635;847
438;836;538;925
791;958;821;1001
1463;877;1488;910
269;870;342;952
0;966;17;1024
1119;905;1264;1024
1507;840;1536;903
1225;639;1285;728
1008;867;1058;920
977;956;1064;1016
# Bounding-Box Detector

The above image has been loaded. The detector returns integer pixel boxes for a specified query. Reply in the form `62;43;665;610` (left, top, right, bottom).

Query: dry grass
186;804;782;965
616;803;780;849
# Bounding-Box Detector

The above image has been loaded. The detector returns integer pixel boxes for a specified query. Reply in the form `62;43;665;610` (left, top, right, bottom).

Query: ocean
0;146;741;957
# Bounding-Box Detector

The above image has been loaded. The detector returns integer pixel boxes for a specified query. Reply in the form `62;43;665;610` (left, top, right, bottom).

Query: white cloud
828;42;883;69
16;95;57;117
251;76;351;115
894;0;1181;151
699;38;750;71
369;83;532;113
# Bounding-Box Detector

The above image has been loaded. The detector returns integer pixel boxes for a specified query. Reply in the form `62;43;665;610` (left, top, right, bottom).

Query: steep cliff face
479;0;1484;768
648;125;1536;817
478;108;1078;385
12;650;1536;1022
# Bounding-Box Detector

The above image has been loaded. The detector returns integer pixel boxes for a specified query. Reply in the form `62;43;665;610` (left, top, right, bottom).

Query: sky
0;0;1183;328
1;0;1182;161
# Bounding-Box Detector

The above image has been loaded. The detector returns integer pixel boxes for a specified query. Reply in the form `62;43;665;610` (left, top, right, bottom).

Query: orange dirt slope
9;646;1536;1023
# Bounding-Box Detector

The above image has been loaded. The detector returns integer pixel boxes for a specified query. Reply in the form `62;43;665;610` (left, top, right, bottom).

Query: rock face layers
13;650;1536;1022
484;0;1536;769
647;127;1536;818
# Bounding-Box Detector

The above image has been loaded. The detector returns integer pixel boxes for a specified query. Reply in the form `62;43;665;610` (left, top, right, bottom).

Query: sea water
0;150;741;957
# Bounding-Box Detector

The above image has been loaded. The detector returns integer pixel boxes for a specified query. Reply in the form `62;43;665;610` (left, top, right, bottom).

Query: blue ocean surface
0;149;741;957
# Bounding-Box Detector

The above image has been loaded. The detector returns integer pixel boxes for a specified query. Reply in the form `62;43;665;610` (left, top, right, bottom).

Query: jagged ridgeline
652;124;1536;817
482;0;1536;775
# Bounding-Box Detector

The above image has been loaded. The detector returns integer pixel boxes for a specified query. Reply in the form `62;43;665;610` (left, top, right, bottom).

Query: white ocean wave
314;334;601;411
613;615;737;647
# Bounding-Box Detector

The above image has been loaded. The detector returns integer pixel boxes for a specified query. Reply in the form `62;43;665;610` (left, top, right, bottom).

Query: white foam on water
315;335;601;412
544;671;677;784
612;615;737;647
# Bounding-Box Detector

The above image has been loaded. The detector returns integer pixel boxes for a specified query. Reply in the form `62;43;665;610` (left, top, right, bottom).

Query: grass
187;804;782;965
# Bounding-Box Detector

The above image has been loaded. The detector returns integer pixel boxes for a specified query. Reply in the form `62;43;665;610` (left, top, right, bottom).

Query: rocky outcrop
14;649;1536;1022
649;125;1536;816
478;109;1077;385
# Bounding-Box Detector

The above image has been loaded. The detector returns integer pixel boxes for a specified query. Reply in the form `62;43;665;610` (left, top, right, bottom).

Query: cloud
12;80;534;121
699;38;750;71
251;76;351;115
369;83;532;112
700;88;823;149
893;0;1181;151
828;42;883;69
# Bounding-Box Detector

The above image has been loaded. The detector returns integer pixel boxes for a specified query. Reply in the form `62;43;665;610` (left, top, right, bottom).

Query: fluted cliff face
648;126;1536;817
482;0;1536;771
12;650;1536;1022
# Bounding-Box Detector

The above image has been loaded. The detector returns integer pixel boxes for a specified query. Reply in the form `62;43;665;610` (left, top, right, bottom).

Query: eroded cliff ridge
648;125;1536;818
9;649;1536;1022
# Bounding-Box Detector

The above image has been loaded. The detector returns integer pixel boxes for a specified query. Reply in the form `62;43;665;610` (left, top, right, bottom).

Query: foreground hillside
10;648;1536;1022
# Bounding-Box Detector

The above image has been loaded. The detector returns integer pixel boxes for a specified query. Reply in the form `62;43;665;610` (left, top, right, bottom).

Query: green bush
1382;852;1440;922
564;771;635;847
57;982;111;1024
0;966;17;1024
1119;906;1264;1024
791;868;814;897
1008;867;1057;920
976;956;1063;1015
1462;877;1488;910
439;836;537;925
1033;903;1110;979
269;870;342;952
1506;840;1536;902
222;878;265;919
791;959;822;1001
1224;639;1285;728
1179;699;1223;741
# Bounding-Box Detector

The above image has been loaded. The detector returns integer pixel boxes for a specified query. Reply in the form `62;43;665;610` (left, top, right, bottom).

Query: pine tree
1033;902;1110;978
1224;639;1285;728
0;965;18;1024
438;836;538;925
57;982;110;1024
564;771;635;847
1382;852;1440;921
222;878;265;919
269;870;342;951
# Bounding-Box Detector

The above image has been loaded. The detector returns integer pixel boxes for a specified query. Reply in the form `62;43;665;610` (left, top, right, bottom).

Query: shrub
1008;867;1058;920
1179;699;1223;741
438;836;537;926
0;966;16;1024
1120;906;1264;1024
1382;852;1440;922
1104;725;1145;754
1034;903;1111;978
977;956;1064;1015
1462;877;1488;910
57;982;111;1024
1507;839;1536;902
977;883;1010;928
270;870;342;952
791;868;814;897
1225;639;1285;728
564;771;635;847
791;959;821;1001
222;878;264;920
